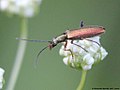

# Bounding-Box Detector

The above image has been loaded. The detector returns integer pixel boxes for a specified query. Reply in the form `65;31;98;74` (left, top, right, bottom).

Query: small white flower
63;57;69;65
0;68;5;89
59;36;108;70
0;0;42;17
82;65;92;70
100;47;108;60
81;54;94;70
83;54;94;65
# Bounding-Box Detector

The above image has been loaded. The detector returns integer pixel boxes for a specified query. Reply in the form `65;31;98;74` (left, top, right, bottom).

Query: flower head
59;36;108;70
0;0;42;17
0;68;5;89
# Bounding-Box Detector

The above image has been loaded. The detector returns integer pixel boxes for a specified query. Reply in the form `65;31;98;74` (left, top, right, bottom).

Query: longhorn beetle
17;21;105;64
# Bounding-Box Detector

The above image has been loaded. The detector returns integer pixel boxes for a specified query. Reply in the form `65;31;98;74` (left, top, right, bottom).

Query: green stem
77;70;87;90
6;17;28;90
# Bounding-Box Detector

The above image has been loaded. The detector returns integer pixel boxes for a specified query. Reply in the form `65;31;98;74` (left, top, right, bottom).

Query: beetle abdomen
67;26;105;40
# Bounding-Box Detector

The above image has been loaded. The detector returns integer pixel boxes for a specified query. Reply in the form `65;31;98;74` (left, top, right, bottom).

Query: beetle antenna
16;38;51;43
34;45;49;68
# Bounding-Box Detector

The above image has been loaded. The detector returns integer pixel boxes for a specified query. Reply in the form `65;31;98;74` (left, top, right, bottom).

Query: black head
48;41;57;50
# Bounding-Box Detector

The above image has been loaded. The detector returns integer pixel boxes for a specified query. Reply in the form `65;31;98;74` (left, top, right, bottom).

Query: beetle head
48;41;57;50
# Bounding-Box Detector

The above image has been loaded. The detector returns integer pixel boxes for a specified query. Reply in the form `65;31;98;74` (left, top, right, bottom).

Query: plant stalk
77;70;87;90
6;17;28;90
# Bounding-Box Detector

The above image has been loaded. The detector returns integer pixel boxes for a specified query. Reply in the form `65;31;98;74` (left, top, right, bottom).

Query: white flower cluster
59;36;108;70
0;68;5;89
0;0;42;17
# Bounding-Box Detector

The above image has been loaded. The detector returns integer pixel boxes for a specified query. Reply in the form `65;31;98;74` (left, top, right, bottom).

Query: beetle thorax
52;34;67;45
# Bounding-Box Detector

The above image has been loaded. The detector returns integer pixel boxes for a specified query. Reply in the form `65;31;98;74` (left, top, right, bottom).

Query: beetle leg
84;38;101;46
80;20;84;27
71;40;88;52
64;41;74;58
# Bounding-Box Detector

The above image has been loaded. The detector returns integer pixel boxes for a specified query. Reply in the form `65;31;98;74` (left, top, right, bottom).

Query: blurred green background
0;0;120;90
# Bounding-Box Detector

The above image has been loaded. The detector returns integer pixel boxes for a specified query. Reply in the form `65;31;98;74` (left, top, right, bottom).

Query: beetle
17;21;105;63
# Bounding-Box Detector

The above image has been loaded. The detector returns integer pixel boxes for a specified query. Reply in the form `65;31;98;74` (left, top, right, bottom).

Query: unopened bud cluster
0;0;42;17
59;36;108;70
